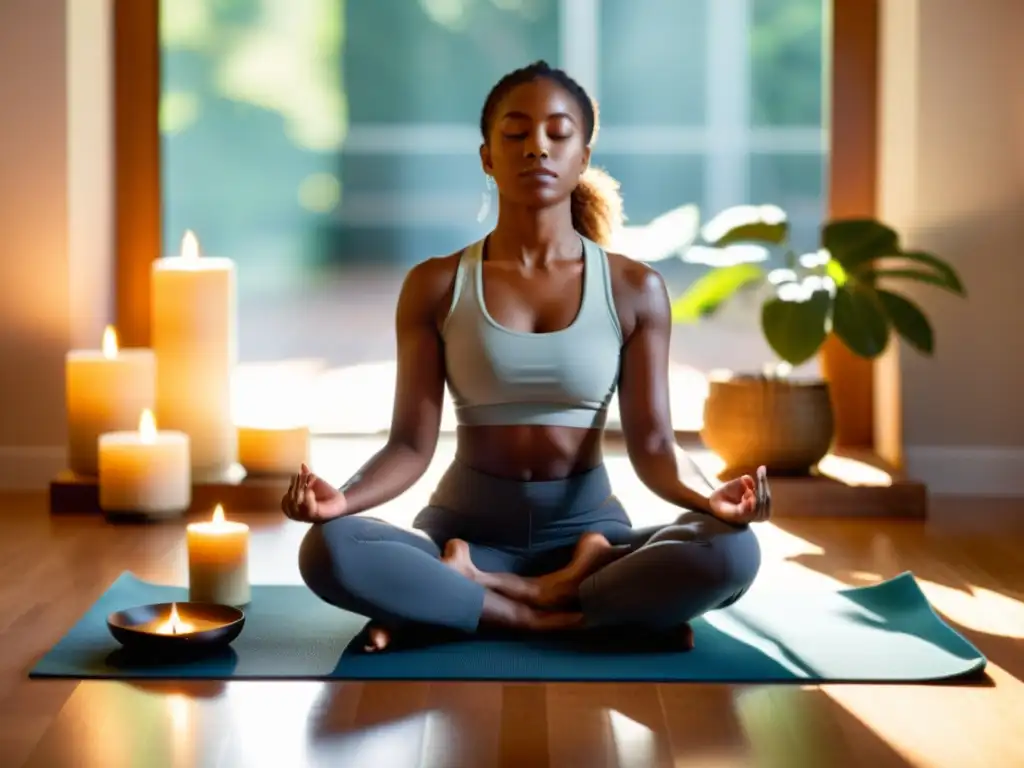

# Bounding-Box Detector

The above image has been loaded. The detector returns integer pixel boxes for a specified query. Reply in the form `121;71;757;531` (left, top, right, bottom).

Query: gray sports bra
441;235;623;429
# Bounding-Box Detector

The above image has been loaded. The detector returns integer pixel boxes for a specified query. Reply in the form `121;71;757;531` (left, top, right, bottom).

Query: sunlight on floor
816;454;892;487
227;682;324;765
606;709;658;768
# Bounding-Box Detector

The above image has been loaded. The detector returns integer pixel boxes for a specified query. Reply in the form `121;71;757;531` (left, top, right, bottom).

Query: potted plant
671;205;966;475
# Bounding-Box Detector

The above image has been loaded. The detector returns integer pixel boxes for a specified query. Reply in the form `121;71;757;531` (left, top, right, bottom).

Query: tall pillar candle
152;230;237;481
65;326;156;476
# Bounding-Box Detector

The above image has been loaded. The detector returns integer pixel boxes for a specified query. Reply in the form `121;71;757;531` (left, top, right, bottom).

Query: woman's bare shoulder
604;251;671;337
606;251;666;294
398;250;466;324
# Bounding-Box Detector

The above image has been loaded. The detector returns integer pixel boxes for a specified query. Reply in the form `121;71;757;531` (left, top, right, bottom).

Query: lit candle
237;424;310;477
152;230;238;482
65;326;156;476
186;504;250;606
154;603;195;635
98;409;191;518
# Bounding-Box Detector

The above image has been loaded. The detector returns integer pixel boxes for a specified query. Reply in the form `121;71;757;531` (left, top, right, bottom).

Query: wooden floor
2;439;1023;767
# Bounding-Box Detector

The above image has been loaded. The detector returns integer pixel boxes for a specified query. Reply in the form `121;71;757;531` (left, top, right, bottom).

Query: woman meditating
283;61;769;653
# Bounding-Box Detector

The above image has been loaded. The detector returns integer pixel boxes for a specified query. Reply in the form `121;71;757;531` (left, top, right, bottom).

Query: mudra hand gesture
281;463;347;523
709;465;771;525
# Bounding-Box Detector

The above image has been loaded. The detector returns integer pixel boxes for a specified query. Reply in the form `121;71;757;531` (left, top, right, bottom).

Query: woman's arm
613;258;715;515
332;257;453;517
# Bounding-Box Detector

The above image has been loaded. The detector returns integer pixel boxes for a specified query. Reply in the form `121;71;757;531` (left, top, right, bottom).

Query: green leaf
825;258;848;287
822;219;899;271
877;289;934;354
858;268;965;296
702;205;789;247
711;221;790;248
831;286;890;359
761;289;831;366
862;251;965;296
670;264;765;323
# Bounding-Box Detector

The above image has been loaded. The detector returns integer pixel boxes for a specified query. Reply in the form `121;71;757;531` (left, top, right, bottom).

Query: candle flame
101;325;119;359
212;503;225;524
138;409;157;443
181;230;200;259
156;602;194;635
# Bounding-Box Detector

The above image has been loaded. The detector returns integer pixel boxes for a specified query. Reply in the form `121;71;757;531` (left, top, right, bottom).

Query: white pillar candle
98;409;191;518
237;424;310;476
152;230;237;482
65;326;156;476
186;504;250;606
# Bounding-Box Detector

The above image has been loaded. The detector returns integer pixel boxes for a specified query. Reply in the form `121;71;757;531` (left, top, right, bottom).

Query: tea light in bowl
187;504;250;606
106;601;246;653
98;409;191;519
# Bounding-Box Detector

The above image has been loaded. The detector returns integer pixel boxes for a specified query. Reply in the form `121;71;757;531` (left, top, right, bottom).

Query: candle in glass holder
187;504;250;606
66;326;156;476
98;409;191;518
152;230;237;482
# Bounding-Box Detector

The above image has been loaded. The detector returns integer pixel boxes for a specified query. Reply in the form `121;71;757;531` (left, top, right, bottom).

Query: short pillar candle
98;409;191;519
186;504;251;606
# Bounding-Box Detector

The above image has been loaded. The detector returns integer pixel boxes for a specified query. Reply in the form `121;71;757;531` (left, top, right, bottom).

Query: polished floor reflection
2;439;1023;767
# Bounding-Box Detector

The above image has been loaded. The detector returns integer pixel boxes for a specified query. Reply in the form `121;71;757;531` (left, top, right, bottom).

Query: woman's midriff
454;425;604;481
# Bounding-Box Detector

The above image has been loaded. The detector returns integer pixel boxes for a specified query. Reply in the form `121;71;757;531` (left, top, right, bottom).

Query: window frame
113;0;888;453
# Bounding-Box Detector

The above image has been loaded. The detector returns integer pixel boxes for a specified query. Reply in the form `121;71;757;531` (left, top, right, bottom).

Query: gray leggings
298;460;761;634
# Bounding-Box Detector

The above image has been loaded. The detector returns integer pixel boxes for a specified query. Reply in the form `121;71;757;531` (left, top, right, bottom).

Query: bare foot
527;532;615;609
680;622;695;651
524;607;586;632
363;623;391;653
442;538;480;581
441;534;625;613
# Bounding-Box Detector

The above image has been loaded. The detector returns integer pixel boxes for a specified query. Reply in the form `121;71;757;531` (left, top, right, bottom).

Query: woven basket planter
701;373;835;475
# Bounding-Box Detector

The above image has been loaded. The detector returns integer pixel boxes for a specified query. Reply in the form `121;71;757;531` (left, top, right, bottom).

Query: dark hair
479;60;623;247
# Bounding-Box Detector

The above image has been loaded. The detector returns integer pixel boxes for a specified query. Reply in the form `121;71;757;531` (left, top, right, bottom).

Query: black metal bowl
107;602;245;657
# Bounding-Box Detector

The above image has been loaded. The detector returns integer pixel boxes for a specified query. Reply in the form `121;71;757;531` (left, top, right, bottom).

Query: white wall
879;0;1024;495
0;0;113;489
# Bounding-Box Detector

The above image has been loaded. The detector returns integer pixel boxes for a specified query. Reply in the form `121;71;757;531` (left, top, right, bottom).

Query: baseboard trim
904;445;1024;497
0;446;67;491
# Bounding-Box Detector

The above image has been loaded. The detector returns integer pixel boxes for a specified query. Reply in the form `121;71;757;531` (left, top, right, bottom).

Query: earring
476;174;495;223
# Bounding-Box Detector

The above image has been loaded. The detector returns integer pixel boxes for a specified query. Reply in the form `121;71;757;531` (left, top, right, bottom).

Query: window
159;0;829;434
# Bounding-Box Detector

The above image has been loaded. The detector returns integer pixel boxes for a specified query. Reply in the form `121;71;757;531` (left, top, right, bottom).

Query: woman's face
481;77;591;208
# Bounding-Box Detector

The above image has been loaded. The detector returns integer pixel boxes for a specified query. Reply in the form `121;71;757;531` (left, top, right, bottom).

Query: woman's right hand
281;463;347;523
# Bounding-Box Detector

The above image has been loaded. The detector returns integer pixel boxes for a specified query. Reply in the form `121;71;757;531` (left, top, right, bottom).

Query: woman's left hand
709;466;771;525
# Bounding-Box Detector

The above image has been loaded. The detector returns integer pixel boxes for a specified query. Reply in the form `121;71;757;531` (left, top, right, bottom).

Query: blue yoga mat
30;571;985;683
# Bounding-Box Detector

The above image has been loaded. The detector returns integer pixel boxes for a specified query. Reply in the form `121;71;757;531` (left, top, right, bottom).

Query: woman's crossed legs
299;508;760;652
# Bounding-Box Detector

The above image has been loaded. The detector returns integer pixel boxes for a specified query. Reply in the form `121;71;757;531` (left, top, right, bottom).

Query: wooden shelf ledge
49;468;289;517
